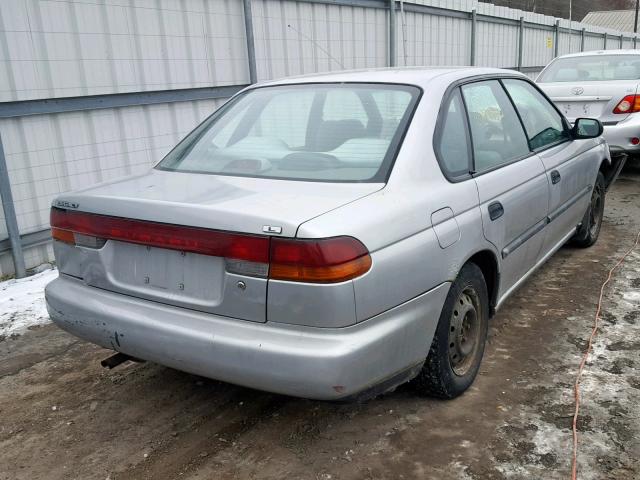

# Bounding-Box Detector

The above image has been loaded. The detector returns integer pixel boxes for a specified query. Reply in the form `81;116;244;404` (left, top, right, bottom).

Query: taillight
613;95;640;114
50;207;270;263
270;237;372;283
50;208;371;283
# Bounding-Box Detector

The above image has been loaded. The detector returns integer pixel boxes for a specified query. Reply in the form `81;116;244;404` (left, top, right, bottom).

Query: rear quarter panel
298;181;496;322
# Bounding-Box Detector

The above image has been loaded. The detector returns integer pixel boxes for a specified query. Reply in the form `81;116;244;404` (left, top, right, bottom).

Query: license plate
561;101;604;119
107;242;225;301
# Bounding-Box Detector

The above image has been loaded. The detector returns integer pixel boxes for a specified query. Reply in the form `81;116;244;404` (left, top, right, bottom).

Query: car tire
411;262;489;399
571;171;605;248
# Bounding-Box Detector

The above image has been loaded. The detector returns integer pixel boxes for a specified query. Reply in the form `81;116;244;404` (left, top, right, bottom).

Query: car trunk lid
52;169;382;322
539;80;640;124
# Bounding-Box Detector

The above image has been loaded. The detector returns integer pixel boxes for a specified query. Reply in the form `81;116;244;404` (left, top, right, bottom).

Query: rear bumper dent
45;276;450;400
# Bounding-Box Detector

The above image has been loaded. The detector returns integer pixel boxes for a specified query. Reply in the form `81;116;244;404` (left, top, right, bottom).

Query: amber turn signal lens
269;237;372;283
270;255;372;283
51;227;75;245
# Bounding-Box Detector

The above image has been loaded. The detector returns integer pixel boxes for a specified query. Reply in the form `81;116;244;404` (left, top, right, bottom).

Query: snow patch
0;268;58;337
622;290;640;303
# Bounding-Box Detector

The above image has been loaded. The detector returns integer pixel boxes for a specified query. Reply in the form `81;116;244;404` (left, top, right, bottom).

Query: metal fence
0;0;638;276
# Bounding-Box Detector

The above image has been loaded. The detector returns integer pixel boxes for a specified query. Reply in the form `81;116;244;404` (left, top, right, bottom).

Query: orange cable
571;230;640;480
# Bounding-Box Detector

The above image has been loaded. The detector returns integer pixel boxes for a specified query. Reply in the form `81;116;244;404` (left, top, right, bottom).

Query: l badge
262;225;282;234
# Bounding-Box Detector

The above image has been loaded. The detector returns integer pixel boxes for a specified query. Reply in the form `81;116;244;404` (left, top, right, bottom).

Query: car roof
555;49;640;59
254;66;527;89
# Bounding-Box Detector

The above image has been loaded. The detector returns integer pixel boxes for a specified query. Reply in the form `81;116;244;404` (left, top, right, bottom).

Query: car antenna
287;23;345;70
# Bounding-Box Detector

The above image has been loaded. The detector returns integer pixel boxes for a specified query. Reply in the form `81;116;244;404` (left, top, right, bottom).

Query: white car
537;49;640;165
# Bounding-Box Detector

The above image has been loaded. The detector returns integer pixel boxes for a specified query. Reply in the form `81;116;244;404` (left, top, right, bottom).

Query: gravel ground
1;166;639;480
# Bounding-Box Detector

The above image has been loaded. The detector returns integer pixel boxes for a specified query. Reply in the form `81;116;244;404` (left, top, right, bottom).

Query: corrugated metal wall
584;33;605;52
0;0;248;101
252;0;388;78
0;0;638;275
398;11;471;66
0;0;247;275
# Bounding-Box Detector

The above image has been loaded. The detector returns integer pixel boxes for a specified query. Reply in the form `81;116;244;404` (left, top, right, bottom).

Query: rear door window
502;79;569;151
461;80;531;172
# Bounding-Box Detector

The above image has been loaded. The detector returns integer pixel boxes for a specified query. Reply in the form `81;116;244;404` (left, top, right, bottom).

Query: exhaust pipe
100;352;143;369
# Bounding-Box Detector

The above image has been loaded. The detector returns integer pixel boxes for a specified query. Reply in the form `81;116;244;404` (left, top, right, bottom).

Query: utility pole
635;0;639;34
568;0;573;52
389;0;396;67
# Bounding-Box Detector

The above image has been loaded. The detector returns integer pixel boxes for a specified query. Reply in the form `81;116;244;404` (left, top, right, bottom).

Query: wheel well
466;250;499;317
599;158;613;180
599;153;625;191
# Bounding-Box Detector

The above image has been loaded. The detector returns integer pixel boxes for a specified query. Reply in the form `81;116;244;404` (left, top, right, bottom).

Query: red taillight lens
50;207;270;263
613;95;640;114
50;208;372;283
270;237;372;283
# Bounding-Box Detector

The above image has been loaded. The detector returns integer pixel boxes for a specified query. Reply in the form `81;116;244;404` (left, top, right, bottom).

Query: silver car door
502;79;601;255
461;80;550;299
536;142;601;254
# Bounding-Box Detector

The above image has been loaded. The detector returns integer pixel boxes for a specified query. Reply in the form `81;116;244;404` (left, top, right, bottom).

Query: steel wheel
571;171;605;248
413;262;489;398
448;288;482;377
588;182;603;238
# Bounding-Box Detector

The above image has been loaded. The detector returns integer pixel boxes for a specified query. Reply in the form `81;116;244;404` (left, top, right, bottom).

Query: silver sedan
46;68;613;400
537;49;640;160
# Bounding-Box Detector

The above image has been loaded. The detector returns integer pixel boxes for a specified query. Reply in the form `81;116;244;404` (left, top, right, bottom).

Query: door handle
551;170;561;184
488;201;504;221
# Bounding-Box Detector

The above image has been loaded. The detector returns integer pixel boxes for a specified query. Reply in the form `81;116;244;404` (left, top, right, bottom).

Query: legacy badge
55;200;79;209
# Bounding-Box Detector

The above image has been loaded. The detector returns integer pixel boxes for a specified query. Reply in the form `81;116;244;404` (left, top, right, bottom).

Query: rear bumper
603;114;640;155
45;275;450;400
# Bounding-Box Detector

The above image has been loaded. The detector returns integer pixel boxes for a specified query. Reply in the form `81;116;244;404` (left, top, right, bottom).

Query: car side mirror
571;118;603;139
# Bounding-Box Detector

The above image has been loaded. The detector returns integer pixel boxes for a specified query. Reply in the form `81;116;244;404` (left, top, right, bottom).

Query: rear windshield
538;54;640;82
156;83;420;182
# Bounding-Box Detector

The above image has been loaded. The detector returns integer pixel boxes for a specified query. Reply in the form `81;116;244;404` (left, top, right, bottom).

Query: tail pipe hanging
100;352;144;369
